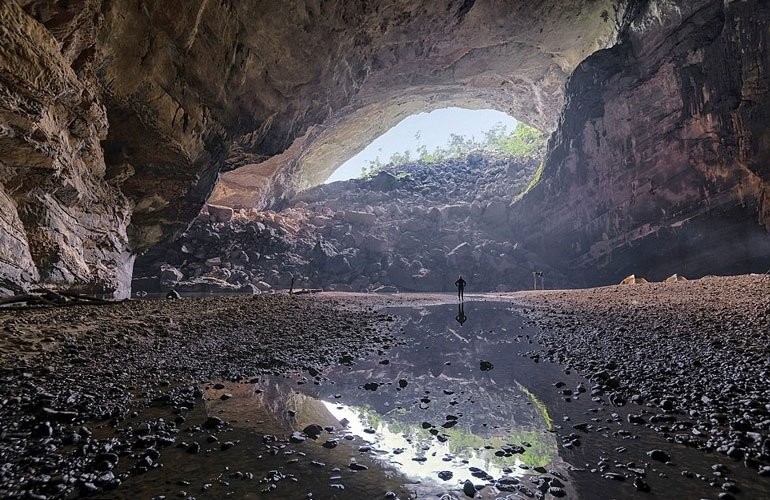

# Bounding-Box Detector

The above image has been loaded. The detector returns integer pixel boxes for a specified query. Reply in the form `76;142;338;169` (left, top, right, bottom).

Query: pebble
647;449;670;462
462;479;476;497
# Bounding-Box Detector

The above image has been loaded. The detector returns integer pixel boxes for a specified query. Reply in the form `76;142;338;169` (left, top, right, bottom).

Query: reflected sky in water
280;300;574;497
323;399;550;487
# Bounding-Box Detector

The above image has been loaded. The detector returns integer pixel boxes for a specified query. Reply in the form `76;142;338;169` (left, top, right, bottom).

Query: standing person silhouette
455;275;466;302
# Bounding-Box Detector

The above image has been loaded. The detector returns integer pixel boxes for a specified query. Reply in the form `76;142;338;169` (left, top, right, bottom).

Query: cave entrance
326;107;519;183
137;106;552;296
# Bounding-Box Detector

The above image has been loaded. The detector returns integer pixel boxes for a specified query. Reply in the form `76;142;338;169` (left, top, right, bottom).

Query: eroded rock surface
0;1;132;297
514;1;770;283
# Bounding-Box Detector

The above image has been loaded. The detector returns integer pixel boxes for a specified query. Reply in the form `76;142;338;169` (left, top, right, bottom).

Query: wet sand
1;275;768;498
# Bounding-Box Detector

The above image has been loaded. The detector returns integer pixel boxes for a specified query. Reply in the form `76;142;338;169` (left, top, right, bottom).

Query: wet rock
302;424;324;439
289;432;306;443
479;360;494;371
202;416;225;429
549;486;567;497
94;453;120;469
32;421;53;438
633;477;650;492
463;479;477;497
40;407;79;422
646;449;670;462
348;462;368;471
438;471;453;481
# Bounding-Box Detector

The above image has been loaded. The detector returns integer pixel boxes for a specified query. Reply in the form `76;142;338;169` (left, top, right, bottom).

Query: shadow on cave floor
100;302;769;499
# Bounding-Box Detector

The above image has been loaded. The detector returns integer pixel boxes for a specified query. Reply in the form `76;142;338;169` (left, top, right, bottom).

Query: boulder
159;265;183;287
481;200;509;226
312;239;338;261
207;204;234;223
326;254;352;275
343;210;376;225
363;235;388;253
621;274;648;285
368;171;400;191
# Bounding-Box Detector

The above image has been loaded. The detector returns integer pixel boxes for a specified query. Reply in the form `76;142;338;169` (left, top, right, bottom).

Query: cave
1;1;770;499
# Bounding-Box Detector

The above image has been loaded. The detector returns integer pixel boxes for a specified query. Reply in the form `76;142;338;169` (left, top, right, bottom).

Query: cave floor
0;275;769;499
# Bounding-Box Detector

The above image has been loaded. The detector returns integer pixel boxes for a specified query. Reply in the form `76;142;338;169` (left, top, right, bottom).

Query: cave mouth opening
132;105;553;296
325;107;521;183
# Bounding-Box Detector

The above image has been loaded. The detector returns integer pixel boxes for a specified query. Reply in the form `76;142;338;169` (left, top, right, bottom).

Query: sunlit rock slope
133;154;546;293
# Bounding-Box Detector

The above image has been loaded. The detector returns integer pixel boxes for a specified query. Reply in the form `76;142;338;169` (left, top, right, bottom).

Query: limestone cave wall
0;1;133;297
513;0;770;283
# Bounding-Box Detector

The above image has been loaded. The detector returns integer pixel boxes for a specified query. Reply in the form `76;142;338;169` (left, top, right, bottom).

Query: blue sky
326;107;518;182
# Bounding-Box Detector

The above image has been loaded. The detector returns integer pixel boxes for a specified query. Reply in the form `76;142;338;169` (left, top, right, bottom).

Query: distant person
455;302;467;326
455;275;466;301
289;275;295;294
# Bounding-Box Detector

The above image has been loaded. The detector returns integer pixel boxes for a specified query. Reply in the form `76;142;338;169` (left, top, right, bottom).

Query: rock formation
0;1;132;297
513;1;770;283
133;153;546;294
1;0;769;295
0;0;621;296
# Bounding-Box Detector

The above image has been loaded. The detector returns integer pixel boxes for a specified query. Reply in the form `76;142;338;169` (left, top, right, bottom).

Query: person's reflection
455;302;467;326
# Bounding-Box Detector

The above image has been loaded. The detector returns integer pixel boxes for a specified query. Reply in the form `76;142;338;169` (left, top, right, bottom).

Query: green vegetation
516;382;554;431
509;429;555;468
522;161;545;195
482;122;548;158
346;401;557;469
359;122;548;179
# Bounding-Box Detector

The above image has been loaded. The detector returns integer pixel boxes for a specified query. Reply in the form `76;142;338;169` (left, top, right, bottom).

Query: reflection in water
107;302;573;499
103;301;770;499
296;301;574;497
322;399;555;487
455;302;467;325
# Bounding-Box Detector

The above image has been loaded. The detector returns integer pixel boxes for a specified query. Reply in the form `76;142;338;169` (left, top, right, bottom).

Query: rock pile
134;153;561;294
520;275;770;480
